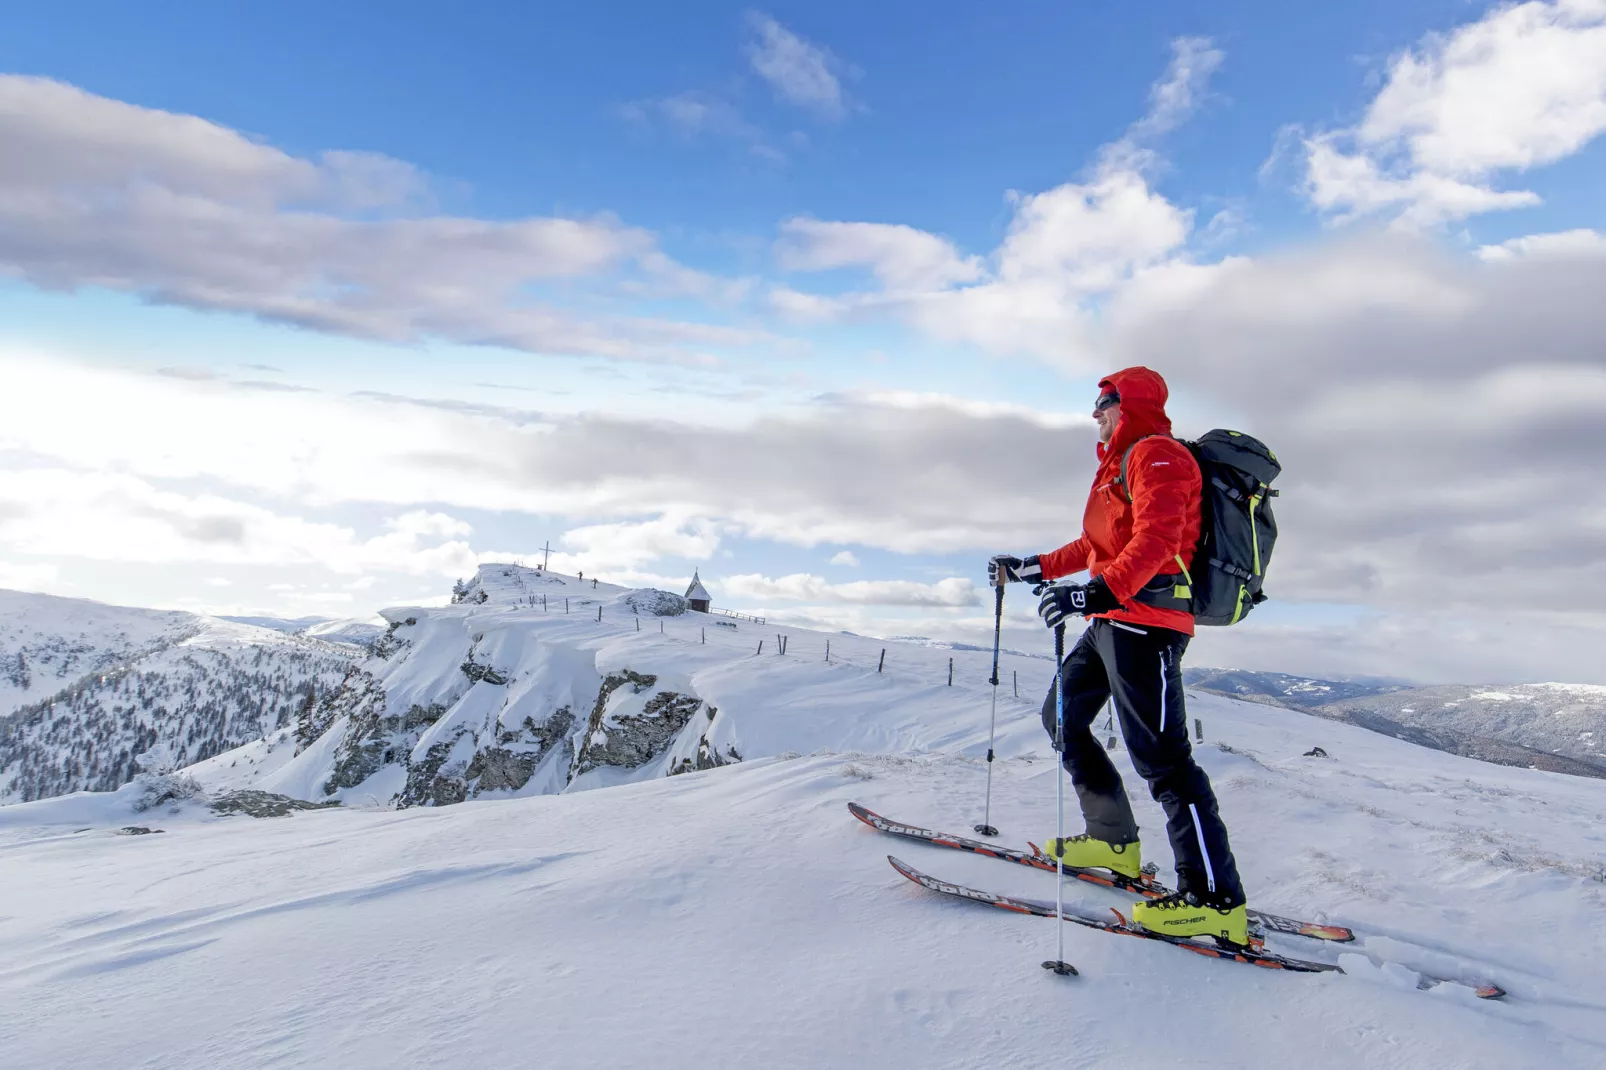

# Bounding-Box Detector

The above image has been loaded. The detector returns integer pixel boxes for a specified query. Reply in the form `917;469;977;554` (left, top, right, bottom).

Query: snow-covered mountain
2;582;1603;1066
0;593;357;803
211;563;1055;809
220;614;387;649
1186;668;1606;778
1312;683;1606;775
1184;666;1409;707
0;589;203;715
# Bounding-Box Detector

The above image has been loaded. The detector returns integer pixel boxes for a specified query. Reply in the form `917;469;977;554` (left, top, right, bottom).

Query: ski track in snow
1;581;1604;1067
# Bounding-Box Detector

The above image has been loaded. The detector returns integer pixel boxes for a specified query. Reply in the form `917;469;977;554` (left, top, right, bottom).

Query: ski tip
1475;984;1507;1000
1041;960;1080;976
1299;923;1356;943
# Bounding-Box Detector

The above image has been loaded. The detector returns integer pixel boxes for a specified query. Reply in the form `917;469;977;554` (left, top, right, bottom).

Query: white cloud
1102;36;1225;174
744;14;848;119
828;550;859;567
1477;227;1606;260
0;466;479;577
721;573;978;608
0;75;754;364
559;515;723;573
1304;0;1606;225
776;219;983;291
0;351;1097;557
767;40;1211;365
622;91;756;139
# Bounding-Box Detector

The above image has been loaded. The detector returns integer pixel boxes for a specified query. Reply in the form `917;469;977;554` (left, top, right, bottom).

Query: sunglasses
1094;391;1120;412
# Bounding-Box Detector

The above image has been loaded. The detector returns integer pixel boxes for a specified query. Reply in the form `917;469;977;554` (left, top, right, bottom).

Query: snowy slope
1317;683;1606;773
0;589;202;715
0;599;358;802
238;563;1063;808
1;687;1603;1068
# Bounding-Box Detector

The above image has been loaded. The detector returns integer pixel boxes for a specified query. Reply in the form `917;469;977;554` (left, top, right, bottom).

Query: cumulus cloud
829;550;859;567
769;39;1212;365
775;219;984;291
1103;231;1606;627
1302;0;1606;225
555;515;724;580
1477;227;1606;261
744;13;849;119
0;75;754;364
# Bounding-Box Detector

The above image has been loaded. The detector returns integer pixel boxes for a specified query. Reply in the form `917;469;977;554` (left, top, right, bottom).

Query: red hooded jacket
1038;367;1201;636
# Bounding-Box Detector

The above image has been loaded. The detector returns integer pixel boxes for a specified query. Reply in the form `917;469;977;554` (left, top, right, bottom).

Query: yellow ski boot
1040;834;1143;880
1131;891;1249;946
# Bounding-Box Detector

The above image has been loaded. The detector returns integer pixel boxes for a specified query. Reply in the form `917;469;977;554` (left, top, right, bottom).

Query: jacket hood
1097;366;1172;461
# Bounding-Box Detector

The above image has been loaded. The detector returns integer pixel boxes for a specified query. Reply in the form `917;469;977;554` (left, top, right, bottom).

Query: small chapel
684;570;712;613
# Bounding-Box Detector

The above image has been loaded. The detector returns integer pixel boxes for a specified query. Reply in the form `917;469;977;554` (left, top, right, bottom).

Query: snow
0;588;200;715
2;621;1605;1066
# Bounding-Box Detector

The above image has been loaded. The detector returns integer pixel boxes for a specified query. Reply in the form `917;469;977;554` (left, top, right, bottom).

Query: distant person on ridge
988;366;1250;946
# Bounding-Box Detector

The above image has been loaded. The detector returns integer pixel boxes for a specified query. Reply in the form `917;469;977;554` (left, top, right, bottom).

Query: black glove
988;554;1042;586
1037;577;1120;627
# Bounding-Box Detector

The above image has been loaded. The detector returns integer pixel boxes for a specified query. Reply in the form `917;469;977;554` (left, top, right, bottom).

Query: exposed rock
115;826;163;835
317;675;414;794
621;589;687;617
575;670;703;776
460;650;509;686
465;747;538;792
211;790;341;818
669;739;742;777
399;737;470;807
131;771;203;811
371;619;417;661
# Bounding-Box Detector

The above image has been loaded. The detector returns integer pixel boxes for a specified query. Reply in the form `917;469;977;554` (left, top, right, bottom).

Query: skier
989;366;1250;946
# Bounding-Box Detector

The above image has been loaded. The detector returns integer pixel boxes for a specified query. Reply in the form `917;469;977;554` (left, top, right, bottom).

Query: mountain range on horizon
3;567;1604;809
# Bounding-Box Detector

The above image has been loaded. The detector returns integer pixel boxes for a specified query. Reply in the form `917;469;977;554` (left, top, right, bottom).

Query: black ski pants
1039;617;1245;905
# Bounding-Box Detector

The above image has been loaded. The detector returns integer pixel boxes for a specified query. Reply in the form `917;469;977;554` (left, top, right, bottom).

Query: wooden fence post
948;658;953;686
878;649;885;673
757;640;764;655
1013;670;1018;697
1194;718;1203;743
825;640;830;663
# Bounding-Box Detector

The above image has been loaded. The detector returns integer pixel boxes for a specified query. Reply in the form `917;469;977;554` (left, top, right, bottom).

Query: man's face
1093;396;1120;443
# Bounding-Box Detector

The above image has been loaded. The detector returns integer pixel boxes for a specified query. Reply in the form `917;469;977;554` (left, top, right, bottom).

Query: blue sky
1;1;1605;682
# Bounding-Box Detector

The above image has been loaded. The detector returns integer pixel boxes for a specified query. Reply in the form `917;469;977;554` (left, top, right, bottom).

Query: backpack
1116;429;1281;626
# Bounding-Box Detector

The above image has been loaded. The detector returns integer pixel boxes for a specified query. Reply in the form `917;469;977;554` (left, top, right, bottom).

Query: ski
888;855;1506;999
849;801;1355;942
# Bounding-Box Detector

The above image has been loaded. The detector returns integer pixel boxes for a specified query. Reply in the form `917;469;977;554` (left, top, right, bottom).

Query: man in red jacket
989;366;1249;945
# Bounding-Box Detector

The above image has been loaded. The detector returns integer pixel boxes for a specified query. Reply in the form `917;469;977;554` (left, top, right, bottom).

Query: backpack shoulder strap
1113;434;1165;504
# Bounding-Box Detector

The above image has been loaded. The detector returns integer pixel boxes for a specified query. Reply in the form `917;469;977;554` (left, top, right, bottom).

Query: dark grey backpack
1117;430;1281;626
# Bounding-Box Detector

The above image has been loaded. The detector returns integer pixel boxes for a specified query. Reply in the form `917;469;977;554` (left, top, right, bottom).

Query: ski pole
974;582;1005;837
1042;619;1077;977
